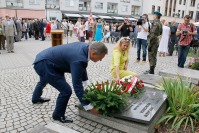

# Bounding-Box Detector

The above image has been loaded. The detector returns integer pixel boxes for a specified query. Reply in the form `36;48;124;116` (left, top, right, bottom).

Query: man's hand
89;107;101;115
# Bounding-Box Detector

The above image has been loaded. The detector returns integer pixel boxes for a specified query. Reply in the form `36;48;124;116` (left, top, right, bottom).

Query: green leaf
157;114;174;124
174;117;186;132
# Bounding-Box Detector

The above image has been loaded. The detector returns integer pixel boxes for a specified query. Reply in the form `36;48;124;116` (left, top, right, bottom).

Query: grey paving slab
159;67;199;85
0;36;178;133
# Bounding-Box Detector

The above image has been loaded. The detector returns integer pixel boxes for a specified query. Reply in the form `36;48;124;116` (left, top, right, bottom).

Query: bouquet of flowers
83;76;145;115
119;75;145;98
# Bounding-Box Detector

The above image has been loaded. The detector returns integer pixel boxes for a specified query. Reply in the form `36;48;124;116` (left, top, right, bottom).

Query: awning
81;14;98;18
98;15;112;19
112;16;124;20
17;10;45;19
64;13;82;17
128;18;137;21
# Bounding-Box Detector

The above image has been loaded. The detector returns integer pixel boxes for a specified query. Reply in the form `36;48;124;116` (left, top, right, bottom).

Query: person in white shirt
68;21;74;37
75;18;82;37
62;19;68;37
51;21;57;30
136;14;151;63
85;19;89;40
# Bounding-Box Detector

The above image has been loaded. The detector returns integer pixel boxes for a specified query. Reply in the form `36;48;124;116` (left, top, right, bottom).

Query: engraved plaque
114;87;167;124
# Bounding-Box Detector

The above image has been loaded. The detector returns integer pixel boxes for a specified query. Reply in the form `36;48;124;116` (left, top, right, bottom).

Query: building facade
0;0;198;23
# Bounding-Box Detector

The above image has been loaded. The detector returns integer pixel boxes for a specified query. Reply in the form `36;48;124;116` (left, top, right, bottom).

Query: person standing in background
168;21;178;56
62;19;68;37
176;15;197;68
136;14;150;63
145;11;162;74
94;19;103;42
2;15;17;53
68;21;74;38
15;18;22;42
158;22;170;57
22;19;28;40
0;18;5;50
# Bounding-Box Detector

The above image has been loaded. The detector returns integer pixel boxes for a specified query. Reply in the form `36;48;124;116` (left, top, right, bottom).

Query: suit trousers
0;35;5;50
6;36;14;52
32;60;72;117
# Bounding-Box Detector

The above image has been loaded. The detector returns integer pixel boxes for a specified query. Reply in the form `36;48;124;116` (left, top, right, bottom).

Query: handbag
190;24;199;47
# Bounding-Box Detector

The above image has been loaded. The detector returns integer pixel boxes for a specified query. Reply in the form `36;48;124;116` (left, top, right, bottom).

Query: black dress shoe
52;114;73;123
32;97;50;104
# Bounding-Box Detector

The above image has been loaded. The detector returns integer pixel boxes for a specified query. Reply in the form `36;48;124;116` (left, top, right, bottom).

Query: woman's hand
114;77;120;84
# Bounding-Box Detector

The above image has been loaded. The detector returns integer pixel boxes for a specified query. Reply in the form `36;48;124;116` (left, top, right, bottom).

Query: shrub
157;76;199;133
191;62;199;70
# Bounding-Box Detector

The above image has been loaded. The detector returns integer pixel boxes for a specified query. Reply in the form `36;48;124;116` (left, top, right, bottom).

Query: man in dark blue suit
32;42;108;123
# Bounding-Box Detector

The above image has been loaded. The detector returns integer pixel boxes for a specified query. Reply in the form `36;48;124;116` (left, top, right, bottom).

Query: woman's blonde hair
114;37;131;52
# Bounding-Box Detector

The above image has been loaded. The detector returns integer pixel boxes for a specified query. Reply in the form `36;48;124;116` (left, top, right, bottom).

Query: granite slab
159;67;199;85
139;74;163;86
114;87;167;124
78;86;167;133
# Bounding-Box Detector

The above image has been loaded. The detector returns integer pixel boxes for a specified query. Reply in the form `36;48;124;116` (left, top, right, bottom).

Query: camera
137;16;145;25
182;30;188;36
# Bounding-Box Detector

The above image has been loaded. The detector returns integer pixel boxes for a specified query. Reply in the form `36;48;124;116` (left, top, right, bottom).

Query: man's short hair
184;15;191;19
90;42;108;55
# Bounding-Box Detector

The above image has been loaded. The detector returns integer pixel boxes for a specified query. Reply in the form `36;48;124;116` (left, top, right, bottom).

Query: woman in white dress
158;22;170;57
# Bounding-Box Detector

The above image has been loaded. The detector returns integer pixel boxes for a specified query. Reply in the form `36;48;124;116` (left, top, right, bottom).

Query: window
6;0;23;7
183;0;186;5
190;0;196;7
29;0;39;5
120;0;130;3
164;7;167;16
65;0;75;7
182;10;184;18
179;0;182;4
46;0;60;9
131;6;140;16
157;6;160;12
107;3;118;14
122;5;128;12
189;11;194;19
152;5;155;13
95;2;103;9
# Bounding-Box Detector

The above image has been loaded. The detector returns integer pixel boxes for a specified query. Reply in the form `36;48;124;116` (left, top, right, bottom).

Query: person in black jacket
33;19;40;40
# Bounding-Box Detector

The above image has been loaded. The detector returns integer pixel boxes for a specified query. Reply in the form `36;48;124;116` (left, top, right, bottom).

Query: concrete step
159;67;199;85
28;122;80;133
45;122;80;133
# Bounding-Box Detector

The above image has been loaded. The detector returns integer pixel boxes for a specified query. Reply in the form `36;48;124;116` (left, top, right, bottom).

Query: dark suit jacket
34;42;89;104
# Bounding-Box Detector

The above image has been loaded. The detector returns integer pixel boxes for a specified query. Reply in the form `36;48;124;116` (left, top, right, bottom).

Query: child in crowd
78;25;85;42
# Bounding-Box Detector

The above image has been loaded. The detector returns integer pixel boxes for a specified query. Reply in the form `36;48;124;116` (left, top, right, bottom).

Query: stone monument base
78;99;167;133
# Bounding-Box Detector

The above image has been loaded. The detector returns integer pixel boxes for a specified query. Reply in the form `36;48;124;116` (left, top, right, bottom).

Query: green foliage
157;76;199;133
83;81;130;116
191;62;199;70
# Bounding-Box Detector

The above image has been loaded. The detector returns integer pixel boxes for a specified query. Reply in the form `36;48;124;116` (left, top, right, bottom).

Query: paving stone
93;128;101;133
0;37;179;133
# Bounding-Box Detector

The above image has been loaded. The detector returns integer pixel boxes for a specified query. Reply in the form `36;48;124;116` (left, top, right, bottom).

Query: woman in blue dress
94;19;103;41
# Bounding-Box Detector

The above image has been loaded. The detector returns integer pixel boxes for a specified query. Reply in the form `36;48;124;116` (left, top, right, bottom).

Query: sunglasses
121;37;130;43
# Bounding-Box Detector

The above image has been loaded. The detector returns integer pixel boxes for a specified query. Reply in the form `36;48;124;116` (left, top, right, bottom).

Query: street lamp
45;0;47;20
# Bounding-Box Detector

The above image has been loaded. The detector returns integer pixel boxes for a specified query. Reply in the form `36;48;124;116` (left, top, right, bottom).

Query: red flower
140;80;144;83
131;89;137;94
137;84;142;89
142;83;144;87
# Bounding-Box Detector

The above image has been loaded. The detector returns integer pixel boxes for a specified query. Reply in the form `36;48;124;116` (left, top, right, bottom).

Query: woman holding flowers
111;37;137;82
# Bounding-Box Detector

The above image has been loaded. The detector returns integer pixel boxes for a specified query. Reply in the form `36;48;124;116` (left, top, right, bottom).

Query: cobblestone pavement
0;36;178;133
